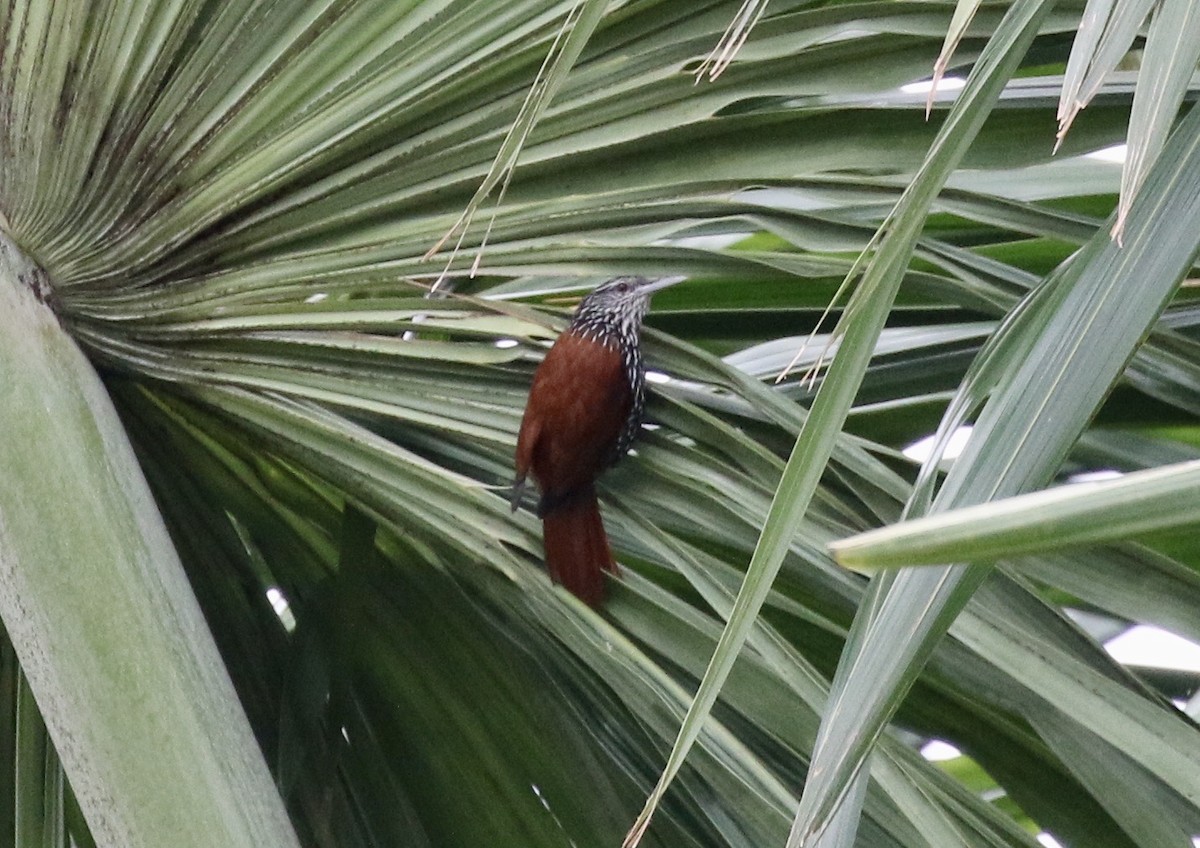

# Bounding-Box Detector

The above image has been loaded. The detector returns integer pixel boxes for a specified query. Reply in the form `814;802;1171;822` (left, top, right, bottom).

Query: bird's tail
541;486;616;607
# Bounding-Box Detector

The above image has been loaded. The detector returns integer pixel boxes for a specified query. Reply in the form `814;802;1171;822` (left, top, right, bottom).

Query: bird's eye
616;282;631;294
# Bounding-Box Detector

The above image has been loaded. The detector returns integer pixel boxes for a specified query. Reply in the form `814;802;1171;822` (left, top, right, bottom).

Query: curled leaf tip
925;62;948;120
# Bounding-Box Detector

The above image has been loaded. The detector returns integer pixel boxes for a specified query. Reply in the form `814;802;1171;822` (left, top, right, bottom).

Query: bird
512;276;683;606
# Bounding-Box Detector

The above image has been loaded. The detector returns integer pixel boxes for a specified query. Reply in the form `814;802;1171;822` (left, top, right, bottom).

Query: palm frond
1;2;1198;848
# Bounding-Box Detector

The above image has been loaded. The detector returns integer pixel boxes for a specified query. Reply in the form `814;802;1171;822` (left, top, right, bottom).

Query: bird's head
573;275;684;334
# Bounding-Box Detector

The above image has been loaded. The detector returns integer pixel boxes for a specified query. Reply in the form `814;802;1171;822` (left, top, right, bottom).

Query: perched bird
512;276;683;606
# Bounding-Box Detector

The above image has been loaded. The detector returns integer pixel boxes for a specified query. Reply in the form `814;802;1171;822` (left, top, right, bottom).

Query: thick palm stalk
0;235;298;848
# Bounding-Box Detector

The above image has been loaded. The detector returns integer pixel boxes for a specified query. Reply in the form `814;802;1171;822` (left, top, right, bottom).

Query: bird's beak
638;275;687;294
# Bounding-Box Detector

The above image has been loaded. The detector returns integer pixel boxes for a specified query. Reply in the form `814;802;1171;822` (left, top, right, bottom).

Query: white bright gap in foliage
919;740;962;762
266;587;297;633
1105;626;1200;673
900;77;967;94
902;426;973;463
1065;469;1123;483
1085;144;1128;163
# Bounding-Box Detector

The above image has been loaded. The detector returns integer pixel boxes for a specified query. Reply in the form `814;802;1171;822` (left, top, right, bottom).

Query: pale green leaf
832;459;1200;568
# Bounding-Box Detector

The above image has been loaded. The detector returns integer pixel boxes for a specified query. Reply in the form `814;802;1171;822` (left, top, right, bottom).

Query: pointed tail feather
541;486;616;607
